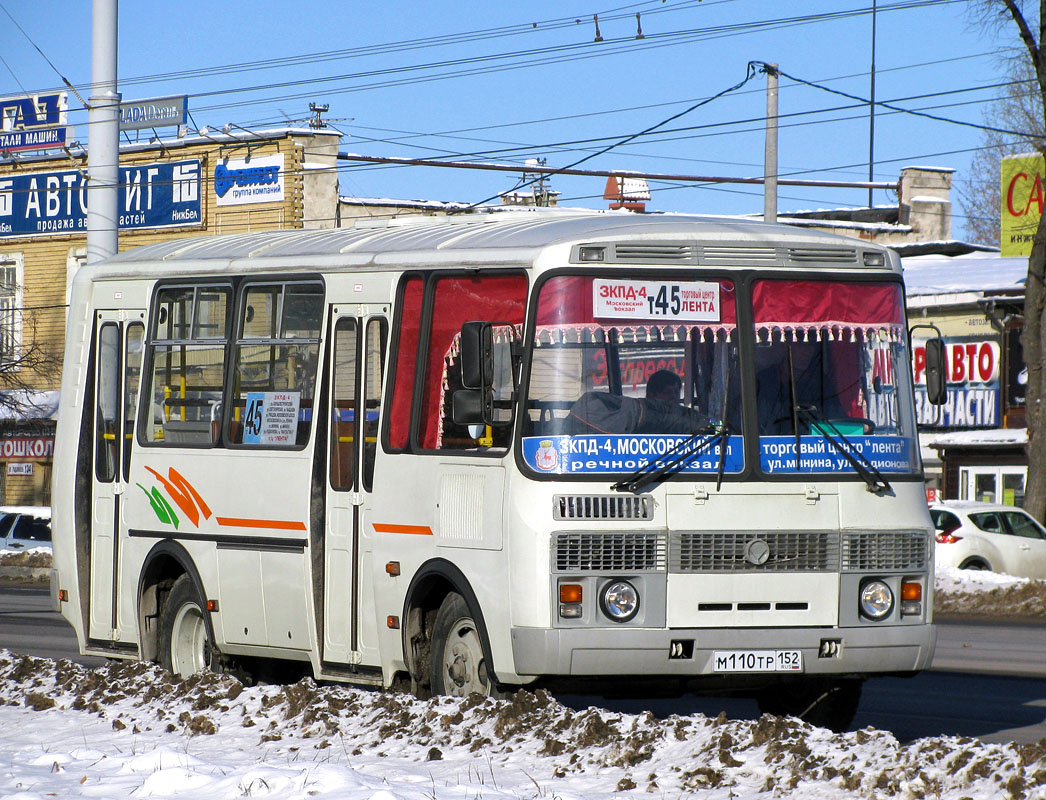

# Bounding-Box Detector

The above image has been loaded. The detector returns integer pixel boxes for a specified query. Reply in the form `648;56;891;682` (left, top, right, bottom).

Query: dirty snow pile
934;566;1046;617
0;652;1043;799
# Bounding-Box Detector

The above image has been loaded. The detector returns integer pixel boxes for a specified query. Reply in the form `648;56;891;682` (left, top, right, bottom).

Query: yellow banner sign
1001;153;1044;256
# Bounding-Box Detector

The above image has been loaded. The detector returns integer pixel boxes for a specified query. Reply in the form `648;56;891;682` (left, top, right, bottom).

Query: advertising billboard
1001;153;1044;257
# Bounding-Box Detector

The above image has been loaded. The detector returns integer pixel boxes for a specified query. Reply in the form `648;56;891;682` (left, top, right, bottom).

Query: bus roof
94;210;896;277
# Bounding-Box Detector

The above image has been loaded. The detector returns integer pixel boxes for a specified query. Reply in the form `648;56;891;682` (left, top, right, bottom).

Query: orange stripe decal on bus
215;517;308;531
373;523;434;536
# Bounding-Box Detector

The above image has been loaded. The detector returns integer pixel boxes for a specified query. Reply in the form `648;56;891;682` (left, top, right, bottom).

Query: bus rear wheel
756;677;863;733
429;592;502;698
159;575;215;678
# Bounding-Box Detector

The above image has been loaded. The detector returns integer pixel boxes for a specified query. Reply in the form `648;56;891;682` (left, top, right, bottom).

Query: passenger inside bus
565;369;710;435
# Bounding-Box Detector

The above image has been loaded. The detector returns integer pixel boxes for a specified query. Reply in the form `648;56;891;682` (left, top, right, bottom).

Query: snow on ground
0;652;1043;800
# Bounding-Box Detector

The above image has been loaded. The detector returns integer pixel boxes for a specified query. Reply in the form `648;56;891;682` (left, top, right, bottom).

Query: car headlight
859;579;894;620
600;580;639;623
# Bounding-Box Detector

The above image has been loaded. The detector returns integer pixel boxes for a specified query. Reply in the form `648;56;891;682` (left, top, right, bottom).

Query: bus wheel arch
137;541;215;666
401;560;500;698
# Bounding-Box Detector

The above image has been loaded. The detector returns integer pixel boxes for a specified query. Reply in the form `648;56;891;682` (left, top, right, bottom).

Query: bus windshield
751;278;918;477
520;273;919;480
521;274;743;477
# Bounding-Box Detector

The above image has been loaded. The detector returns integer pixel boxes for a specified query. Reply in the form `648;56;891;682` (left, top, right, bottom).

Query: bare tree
981;1;1046;522
0;304;63;434
957;59;1043;245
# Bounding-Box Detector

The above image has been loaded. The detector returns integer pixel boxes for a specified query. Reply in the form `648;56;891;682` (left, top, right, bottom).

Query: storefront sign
1001;153;1044;257
119;95;188;131
0;159;201;238
912;337;1000;428
213;154;284;206
6;463;32;476
0;92;69;153
0;437;53;459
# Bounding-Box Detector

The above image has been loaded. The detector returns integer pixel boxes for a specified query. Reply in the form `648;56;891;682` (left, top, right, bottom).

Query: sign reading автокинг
0;160;201;238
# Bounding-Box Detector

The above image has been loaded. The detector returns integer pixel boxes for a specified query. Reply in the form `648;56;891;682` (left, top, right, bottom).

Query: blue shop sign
0;159;201;237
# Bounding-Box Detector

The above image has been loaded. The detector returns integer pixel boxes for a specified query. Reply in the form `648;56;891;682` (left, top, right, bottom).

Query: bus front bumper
510;623;936;678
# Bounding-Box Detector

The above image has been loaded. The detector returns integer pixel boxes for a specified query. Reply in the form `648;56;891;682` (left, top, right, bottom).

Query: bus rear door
324;305;388;667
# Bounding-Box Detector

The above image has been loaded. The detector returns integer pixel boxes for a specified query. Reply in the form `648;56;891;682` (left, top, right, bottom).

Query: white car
0;512;51;552
930;501;1046;579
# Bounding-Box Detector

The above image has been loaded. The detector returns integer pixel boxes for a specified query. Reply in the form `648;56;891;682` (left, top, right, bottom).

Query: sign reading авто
0;160;201;238
593;279;720;321
242;391;301;445
1001;153;1044;257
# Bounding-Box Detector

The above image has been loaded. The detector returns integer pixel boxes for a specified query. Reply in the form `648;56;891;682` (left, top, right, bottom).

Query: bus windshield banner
759;435;914;474
522;434;744;475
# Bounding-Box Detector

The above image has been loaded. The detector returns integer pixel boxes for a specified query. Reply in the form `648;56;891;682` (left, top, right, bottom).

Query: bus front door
323;307;388;667
89;310;145;644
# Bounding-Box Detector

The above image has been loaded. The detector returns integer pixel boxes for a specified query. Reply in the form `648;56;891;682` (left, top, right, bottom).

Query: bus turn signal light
559;584;582;604
206;599;219;612
57;590;68;602
385;561;401;577
901;582;922;601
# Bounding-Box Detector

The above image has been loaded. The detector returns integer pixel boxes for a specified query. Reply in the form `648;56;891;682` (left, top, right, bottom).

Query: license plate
712;649;803;672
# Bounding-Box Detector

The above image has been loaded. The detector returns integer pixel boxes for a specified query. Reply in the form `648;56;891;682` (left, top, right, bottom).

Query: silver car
930;500;1046;579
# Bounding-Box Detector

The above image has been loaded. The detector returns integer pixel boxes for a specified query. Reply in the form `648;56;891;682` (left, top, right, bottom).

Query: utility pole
87;0;120;265
868;0;877;208
763;63;778;224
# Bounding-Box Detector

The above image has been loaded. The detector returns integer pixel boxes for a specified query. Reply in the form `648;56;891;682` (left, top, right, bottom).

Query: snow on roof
902;252;1026;297
927;428;1028;448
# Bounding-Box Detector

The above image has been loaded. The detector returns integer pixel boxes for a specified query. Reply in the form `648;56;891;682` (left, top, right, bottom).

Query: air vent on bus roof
700;245;778;263
788;247;858;264
612;244;694;263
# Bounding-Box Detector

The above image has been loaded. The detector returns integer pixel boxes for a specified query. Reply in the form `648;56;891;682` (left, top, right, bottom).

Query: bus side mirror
452;388;492;426
460;321;493;390
924;337;947;405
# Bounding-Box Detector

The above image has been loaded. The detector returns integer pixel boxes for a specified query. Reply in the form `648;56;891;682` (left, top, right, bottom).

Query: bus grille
554;532;667;573
670;531;839;572
554;494;654;521
841;531;928;571
788;247;858;263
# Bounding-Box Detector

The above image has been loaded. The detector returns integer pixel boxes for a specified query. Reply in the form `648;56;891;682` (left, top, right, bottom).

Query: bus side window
420;274;527;451
362;317;388;490
95;322;120;481
330;318;357;491
228;282;323;448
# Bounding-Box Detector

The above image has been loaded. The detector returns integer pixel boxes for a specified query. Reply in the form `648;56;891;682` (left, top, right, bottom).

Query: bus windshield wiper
796;406;892;495
611;422;721;494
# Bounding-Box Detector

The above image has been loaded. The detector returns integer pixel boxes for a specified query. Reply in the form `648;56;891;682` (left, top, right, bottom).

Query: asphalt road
1;585;1044;744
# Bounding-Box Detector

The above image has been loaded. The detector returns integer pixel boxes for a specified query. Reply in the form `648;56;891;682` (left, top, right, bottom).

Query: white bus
52;211;939;730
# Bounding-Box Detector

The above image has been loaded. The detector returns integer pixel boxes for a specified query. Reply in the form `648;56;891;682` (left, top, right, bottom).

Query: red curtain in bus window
419;274;527;450
750;280;903;330
751;280;904;421
387;276;425;451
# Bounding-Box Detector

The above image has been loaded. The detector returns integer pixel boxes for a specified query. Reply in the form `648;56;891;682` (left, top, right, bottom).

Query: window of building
0;253;23;364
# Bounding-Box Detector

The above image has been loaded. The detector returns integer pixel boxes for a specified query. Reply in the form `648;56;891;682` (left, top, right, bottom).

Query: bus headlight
859;579;893;620
600;580;639;623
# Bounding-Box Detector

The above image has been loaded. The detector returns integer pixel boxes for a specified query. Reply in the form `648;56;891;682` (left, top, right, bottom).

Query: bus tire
159;574;216;678
756;677;863;733
429;592;502;698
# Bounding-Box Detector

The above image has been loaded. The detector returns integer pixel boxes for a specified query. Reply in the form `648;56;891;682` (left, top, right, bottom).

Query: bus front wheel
429;592;501;698
159;574;215;678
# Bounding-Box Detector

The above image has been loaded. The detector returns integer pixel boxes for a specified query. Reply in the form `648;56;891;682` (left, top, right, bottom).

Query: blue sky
0;1;1022;236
